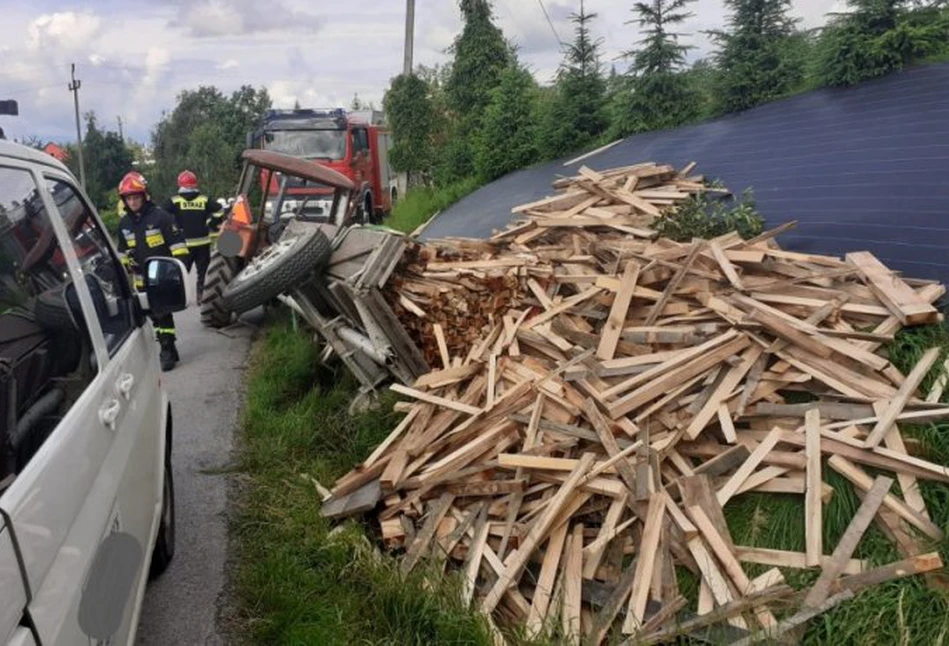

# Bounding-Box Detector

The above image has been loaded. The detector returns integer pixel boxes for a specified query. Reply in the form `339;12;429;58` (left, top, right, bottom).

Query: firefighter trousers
152;313;176;341
190;244;211;298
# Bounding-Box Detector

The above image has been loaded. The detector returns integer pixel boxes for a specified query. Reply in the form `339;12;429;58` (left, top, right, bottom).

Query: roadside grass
232;313;499;645
385;177;483;235
233;309;949;644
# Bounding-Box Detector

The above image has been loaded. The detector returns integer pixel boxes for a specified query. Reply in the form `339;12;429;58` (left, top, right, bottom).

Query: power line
536;0;565;49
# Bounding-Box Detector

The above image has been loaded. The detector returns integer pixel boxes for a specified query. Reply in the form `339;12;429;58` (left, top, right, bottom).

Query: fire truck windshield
263;129;347;160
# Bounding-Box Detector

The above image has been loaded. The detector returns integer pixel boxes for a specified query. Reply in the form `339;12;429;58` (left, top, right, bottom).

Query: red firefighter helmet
118;171;148;197
177;170;198;190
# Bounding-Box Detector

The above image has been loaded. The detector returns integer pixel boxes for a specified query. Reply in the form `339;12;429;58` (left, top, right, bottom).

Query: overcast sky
0;0;843;144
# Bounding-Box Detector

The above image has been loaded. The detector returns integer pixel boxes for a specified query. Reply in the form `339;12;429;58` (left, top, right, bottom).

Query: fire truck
247;108;396;224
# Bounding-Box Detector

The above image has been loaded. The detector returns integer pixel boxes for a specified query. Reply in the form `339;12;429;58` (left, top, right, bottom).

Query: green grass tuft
385;177;483;235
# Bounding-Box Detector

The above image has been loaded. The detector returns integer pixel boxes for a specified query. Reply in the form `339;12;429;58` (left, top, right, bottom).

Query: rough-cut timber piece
846;251;939;324
805;408;823;567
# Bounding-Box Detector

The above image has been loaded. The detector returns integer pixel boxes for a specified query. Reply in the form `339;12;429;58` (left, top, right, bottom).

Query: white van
0;140;185;645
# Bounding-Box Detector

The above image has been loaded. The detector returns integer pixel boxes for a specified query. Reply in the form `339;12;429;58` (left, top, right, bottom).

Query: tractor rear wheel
200;249;239;328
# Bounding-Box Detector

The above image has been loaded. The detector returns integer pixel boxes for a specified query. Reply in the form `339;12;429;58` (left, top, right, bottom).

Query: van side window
0;166;96;483
44;178;134;353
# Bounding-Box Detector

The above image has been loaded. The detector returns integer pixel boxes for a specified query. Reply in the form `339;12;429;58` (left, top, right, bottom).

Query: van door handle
99;399;121;431
116;373;134;400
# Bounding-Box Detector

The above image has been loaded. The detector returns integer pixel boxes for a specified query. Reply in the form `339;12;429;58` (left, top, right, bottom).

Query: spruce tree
475;64;538;181
384;73;436;185
612;0;700;136
711;0;802;112
442;0;511;181
540;0;608;158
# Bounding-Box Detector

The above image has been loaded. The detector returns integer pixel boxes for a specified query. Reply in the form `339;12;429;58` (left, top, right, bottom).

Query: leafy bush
654;188;764;241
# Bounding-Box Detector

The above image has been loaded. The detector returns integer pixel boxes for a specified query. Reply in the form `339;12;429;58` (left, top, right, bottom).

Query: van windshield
263;129;347;160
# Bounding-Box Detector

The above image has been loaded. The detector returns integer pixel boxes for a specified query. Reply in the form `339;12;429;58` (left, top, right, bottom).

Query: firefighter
116;171;192;372
164;170;224;304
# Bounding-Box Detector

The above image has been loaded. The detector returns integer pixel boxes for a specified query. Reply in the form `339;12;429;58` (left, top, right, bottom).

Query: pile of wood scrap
326;161;949;644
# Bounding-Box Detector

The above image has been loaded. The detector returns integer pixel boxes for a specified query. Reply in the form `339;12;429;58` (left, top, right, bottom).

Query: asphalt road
135;289;258;645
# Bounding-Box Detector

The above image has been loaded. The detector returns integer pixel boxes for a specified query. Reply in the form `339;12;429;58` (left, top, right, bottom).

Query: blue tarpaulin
422;63;949;284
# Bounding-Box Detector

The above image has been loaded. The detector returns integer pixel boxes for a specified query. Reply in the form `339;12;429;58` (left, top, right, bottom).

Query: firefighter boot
159;337;178;372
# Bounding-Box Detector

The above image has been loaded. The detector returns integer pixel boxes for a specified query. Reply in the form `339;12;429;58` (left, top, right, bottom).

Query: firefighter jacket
117;201;191;290
164;191;224;248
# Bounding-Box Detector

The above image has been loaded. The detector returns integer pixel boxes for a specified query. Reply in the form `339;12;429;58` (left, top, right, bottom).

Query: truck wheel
201;250;238;328
222;226;332;315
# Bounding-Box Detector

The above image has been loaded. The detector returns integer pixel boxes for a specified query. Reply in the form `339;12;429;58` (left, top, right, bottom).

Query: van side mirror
143;257;188;316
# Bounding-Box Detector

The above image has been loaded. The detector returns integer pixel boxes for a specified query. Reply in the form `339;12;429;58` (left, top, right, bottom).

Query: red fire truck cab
247;108;396;224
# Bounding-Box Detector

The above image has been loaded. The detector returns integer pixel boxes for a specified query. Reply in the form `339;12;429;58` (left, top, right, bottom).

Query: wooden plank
863;347;940;448
401;493;455;574
730;590;855;646
320;479;382;519
803;476;893;608
363;406;420;469
562;524;584;642
608;335;751;419
597;261;640;361
623;495;667;634
846;251;939;324
805;408;823;567
644;242;702;326
685;344;763;440
827;455;943;540
583;493;629;579
688;506;777;628
523;287;604;330
717;428;784;505
589;562;638;645
709;239;745;291
482;453;596;614
926;354;949;403
390;383;482;415
718;403;737;444
735;546;867;575
526;521;570;635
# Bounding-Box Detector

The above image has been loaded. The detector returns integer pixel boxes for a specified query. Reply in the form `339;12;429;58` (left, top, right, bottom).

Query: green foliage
653;188;764;241
151;85;270;200
612;0;700;136
446;0;511;125
817;0;949;87
386;177;482;235
538;1;609;159
710;0;804;113
384;74;436;184
475;64;539;181
65;113;134;212
442;0;512;182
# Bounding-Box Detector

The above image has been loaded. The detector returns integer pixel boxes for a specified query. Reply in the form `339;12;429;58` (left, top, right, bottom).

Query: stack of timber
327;161;949;644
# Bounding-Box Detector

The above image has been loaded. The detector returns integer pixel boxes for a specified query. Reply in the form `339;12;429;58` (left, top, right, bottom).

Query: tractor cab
200;149;357;328
214;149;357;262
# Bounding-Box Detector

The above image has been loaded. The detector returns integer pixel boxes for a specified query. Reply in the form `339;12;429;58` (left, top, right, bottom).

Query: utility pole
68;63;86;190
403;0;415;76
117;115;124;142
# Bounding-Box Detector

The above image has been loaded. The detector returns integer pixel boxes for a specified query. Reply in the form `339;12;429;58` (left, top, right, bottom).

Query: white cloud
27;11;102;53
166;0;323;37
217;59;239;70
